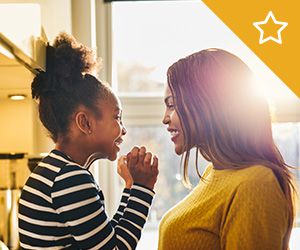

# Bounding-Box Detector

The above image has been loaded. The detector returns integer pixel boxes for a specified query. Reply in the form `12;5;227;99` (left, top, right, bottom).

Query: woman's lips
168;128;180;142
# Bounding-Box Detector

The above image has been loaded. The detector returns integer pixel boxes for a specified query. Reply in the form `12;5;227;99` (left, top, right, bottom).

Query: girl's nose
122;126;127;135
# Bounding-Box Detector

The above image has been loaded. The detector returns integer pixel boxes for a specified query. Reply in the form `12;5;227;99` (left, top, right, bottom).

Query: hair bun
52;32;98;78
31;32;99;99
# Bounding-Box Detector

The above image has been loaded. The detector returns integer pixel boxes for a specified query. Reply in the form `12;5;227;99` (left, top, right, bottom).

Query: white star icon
253;11;288;44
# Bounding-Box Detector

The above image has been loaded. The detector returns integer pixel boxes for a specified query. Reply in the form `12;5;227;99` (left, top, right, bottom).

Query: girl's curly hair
32;32;110;142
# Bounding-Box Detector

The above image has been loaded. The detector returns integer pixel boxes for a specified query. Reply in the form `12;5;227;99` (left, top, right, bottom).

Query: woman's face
91;93;127;161
162;86;185;155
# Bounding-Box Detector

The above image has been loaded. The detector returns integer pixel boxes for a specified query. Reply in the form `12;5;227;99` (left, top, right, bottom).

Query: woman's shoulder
210;163;276;182
202;164;285;198
236;164;277;183
233;165;286;200
210;164;284;196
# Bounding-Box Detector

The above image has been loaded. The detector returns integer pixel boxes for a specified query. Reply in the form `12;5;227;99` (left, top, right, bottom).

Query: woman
159;49;295;250
18;33;158;249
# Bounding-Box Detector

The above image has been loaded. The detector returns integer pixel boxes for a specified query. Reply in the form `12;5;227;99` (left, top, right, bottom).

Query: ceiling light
8;94;27;100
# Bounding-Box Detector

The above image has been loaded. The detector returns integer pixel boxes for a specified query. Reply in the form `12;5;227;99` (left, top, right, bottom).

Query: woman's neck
212;162;227;170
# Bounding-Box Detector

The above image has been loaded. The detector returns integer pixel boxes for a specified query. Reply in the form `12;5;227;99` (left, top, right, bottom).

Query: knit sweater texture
158;164;288;250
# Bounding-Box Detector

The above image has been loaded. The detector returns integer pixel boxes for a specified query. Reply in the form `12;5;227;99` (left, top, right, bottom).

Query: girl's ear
75;111;92;135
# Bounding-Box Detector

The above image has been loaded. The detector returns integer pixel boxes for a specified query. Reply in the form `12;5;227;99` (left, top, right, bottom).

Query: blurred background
0;0;299;249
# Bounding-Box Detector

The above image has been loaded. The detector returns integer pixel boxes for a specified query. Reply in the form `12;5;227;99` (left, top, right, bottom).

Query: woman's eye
167;103;175;109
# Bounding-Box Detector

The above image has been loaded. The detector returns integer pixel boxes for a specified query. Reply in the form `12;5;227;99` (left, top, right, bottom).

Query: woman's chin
174;145;184;155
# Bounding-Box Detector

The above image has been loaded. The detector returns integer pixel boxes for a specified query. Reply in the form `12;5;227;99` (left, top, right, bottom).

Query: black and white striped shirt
18;149;155;249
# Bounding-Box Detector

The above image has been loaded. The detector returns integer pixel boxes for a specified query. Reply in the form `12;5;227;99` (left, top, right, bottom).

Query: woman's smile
168;127;180;142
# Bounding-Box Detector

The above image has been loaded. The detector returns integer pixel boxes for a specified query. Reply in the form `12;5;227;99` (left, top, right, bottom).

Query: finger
118;155;127;165
137;146;146;165
126;152;131;165
129;146;139;167
151;155;158;167
144;152;152;167
117;157;124;175
151;155;158;171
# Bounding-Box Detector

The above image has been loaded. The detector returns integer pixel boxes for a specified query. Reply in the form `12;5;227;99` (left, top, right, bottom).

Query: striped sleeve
114;184;155;249
52;166;154;250
111;188;130;227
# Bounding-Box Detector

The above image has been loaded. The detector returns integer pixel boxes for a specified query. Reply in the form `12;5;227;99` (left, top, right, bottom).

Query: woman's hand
126;146;159;190
117;155;133;189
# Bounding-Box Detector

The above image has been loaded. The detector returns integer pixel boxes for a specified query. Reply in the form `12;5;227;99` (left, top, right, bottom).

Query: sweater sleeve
220;170;289;250
52;166;154;250
111;188;130;227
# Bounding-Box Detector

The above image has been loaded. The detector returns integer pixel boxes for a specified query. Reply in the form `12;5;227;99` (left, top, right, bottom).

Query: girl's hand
117;155;133;189
126;146;159;190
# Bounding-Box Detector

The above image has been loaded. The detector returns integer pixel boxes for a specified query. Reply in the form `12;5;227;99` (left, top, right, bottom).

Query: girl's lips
114;138;123;150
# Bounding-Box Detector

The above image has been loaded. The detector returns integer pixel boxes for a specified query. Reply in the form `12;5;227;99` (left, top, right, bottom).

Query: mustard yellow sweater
158;165;289;250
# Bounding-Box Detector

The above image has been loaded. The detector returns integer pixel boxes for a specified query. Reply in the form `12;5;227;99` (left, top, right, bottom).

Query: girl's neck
55;142;88;166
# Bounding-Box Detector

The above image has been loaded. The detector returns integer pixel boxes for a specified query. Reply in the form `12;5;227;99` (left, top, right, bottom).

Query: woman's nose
162;112;170;125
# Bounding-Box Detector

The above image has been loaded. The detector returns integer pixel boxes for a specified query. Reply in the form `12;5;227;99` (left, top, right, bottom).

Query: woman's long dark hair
167;49;296;249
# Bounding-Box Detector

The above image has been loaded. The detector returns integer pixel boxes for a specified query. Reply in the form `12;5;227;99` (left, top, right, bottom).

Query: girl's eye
116;115;122;121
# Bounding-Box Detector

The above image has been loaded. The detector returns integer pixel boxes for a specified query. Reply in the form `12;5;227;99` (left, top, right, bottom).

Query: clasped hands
118;146;159;190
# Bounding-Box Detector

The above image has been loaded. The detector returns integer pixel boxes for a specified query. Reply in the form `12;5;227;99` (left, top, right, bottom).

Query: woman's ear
75;111;93;135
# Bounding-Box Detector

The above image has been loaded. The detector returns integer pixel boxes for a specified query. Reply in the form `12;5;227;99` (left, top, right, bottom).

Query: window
111;1;300;249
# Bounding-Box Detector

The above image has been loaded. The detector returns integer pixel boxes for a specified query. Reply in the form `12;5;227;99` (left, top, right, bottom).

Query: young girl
159;49;295;250
18;33;158;249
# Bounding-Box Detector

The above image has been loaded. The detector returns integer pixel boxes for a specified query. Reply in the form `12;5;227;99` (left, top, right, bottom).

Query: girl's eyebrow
114;110;122;118
164;95;173;104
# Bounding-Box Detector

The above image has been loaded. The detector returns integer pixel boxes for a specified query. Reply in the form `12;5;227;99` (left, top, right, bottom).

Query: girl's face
91;93;126;161
162;86;185;155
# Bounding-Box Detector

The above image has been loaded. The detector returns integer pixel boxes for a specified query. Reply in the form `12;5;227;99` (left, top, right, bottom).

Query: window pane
112;0;295;101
